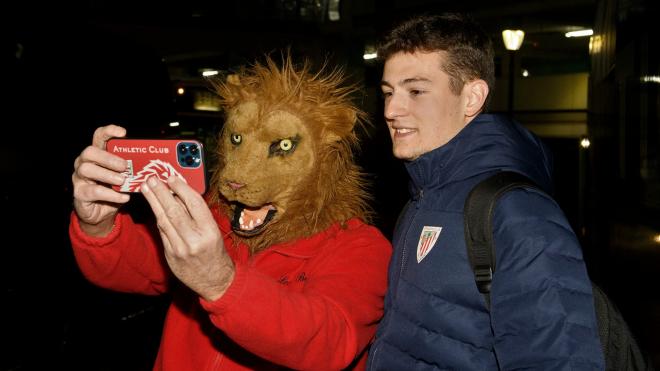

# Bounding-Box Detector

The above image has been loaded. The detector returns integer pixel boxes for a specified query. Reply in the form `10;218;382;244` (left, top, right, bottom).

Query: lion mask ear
322;107;357;145
223;73;257;101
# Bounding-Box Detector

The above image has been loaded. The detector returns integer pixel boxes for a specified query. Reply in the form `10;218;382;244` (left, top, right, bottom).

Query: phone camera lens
185;156;194;166
179;145;188;154
190;145;199;154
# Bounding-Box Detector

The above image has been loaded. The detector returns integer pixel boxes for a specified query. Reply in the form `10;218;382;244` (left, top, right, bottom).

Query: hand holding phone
72;125;131;237
107;138;207;194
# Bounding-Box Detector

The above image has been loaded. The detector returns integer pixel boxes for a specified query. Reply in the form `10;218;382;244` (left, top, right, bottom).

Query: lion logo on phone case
120;159;186;192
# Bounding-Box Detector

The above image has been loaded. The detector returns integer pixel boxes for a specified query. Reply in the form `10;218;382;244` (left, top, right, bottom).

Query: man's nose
384;95;406;119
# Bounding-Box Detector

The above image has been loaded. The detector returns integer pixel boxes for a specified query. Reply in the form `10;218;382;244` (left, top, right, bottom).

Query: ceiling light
565;29;593;38
502;30;525;51
169;122;180;127
522;69;529;77
363;52;377;60
202;70;219;77
177;87;185;95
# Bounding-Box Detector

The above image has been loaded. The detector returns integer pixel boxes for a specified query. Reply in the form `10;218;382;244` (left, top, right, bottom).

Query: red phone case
107;138;207;194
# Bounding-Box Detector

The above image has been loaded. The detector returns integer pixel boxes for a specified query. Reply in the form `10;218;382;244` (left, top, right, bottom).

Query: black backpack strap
463;171;539;309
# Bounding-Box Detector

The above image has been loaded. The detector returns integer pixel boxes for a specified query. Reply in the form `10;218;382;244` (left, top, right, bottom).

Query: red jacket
69;207;391;370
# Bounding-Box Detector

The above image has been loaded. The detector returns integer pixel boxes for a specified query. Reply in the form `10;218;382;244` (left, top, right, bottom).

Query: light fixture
502;30;524;116
169;122;180;127
201;69;219;77
502;30;525;51
522;69;529;77
641;76;660;84
653;234;660;244
177;87;185;95
363;44;377;60
580;137;591;149
328;0;340;21
565;29;593;38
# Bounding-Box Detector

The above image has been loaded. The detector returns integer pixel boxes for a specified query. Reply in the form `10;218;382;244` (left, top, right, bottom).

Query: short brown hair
378;13;495;106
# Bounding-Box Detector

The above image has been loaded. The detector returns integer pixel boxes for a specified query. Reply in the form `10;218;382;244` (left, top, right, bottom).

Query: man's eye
381;91;393;98
410;89;423;96
230;133;242;145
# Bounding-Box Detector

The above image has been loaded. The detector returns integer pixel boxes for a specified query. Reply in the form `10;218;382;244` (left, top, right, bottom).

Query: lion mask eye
279;139;293;151
230;133;242;145
269;135;300;157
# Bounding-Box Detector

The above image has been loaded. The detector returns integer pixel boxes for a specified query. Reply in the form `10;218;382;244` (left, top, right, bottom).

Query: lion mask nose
228;181;245;190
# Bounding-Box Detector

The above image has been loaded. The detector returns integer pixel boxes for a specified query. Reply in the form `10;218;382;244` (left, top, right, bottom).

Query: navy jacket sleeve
489;188;605;370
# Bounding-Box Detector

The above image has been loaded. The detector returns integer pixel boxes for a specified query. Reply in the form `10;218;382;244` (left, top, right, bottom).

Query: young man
367;14;605;370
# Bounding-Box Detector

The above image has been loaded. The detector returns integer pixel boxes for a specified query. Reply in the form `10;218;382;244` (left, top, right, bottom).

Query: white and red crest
120;159;187;192
416;226;442;263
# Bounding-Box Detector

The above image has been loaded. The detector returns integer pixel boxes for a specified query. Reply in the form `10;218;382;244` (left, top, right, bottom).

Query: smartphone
107;138;207;194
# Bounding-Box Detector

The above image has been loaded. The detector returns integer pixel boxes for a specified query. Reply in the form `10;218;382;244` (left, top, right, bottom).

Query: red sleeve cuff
199;263;250;315
69;211;123;247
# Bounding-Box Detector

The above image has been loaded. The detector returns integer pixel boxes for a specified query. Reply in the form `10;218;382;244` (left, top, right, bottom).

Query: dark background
4;0;659;369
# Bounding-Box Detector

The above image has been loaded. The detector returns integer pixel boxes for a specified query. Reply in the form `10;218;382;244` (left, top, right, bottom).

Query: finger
167;176;214;225
74;183;130;204
92;125;126;149
76;161;127;186
78;146;128;173
143;177;196;239
141;180;186;252
173;194;192;218
157;225;173;251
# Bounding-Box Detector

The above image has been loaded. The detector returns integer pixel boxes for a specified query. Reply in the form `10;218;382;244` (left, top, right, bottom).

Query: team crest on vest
417;226;442;263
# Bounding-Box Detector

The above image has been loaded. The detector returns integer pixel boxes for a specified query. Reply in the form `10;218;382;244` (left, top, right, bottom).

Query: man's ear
464;79;489;117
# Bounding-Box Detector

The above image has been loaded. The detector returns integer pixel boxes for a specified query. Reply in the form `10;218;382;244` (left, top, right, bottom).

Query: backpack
463;171;653;371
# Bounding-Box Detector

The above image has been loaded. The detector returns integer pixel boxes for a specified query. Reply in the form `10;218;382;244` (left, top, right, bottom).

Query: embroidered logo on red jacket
417;226;442;263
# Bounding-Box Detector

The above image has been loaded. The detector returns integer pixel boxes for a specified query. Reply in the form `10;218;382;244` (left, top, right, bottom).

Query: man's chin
392;147;419;161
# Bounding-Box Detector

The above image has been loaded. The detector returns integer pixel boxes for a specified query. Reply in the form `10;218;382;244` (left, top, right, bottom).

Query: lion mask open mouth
230;203;277;236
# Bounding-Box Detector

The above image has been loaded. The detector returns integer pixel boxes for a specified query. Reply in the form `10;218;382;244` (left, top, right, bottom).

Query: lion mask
208;56;371;253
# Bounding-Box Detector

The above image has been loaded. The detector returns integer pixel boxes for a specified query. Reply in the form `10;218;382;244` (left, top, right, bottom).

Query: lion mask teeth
231;203;277;236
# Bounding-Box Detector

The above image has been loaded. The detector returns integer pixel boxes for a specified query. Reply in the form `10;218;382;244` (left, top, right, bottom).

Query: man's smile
392;127;417;139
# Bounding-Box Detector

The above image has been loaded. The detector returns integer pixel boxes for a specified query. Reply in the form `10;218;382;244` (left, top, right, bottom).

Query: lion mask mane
209;56;371;253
